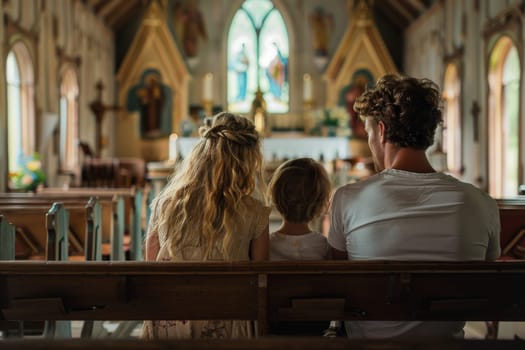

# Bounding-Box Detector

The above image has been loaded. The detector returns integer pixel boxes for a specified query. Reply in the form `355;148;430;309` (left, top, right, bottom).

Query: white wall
0;0;115;189
405;0;525;192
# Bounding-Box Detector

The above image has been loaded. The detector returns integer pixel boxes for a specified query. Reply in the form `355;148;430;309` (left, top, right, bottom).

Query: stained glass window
227;0;289;113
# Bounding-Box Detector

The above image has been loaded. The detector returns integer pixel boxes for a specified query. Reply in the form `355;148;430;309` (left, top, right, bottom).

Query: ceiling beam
107;0;141;29
385;0;415;23
375;1;409;29
97;0;127;18
405;0;427;13
87;0;101;8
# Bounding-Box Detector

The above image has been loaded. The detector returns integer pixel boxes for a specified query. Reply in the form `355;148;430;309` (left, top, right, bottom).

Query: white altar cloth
173;136;349;161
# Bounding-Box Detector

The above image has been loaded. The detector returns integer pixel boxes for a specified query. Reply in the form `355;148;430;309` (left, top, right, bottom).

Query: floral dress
142;196;270;339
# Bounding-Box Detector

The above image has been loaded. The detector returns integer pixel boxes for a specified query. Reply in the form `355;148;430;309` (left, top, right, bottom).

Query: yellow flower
26;160;41;172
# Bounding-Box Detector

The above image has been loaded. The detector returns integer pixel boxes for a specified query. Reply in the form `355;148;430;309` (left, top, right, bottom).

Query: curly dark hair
353;74;443;149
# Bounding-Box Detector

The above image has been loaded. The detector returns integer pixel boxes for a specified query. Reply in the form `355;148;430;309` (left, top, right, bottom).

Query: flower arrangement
325;106;350;128
310;106;350;136
9;153;46;192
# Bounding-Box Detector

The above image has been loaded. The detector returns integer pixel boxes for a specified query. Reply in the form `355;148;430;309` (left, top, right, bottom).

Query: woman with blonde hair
143;112;270;339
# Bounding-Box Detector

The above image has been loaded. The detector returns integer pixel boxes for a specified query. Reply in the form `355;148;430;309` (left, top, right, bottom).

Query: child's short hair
268;157;331;223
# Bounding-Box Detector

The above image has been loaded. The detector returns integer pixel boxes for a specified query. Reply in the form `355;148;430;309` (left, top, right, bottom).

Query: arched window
59;67;79;172
442;63;462;176
488;36;521;197
6;41;35;177
227;0;289;114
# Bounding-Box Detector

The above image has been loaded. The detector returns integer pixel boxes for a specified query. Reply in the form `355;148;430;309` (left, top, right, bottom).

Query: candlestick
168;133;178;162
203;73;213;102
303;73;313;102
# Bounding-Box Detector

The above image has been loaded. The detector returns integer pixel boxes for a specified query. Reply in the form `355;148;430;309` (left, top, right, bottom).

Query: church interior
1;0;525;344
1;0;524;196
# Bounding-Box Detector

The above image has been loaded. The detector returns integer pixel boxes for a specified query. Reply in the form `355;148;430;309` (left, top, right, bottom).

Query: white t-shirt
328;169;501;338
270;231;329;261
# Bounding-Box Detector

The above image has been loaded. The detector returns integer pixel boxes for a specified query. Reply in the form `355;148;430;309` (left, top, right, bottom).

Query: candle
303;73;313;101
169;133;178;161
254;110;265;135
203;73;213;102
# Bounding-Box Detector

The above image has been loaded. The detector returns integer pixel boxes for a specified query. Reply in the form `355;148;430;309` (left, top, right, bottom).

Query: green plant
10;153;46;192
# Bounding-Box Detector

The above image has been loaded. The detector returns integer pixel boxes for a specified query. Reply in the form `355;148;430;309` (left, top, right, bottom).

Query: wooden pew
0;215;15;260
0;261;524;336
37;187;143;260
0;203;73;338
497;198;525;258
0;200;101;261
0;194;123;260
0;201;105;338
0;338;522;350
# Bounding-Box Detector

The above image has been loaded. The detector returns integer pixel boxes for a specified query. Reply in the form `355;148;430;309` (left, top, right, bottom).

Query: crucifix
470;100;480;142
89;81;121;158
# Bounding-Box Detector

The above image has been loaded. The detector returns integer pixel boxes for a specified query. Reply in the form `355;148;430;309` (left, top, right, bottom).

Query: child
267;157;331;261
143;112;270;339
267;157;333;335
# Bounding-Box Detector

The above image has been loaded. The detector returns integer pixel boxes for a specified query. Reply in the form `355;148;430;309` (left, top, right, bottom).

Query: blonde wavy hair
151;112;265;260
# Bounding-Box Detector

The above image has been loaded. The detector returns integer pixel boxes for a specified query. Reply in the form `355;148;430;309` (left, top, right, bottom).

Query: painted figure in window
173;0;207;58
309;6;334;57
127;70;173;139
266;43;288;101
233;43;249;101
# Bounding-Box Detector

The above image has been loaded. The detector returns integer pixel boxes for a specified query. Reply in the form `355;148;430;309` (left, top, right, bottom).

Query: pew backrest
0;261;524;336
0;201;100;260
36;188;142;260
0;195;122;260
85;197;102;261
0;215;15;260
497;198;525;257
46;203;69;261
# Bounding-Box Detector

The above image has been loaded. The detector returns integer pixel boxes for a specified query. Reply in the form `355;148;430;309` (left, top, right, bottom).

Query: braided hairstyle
151;112;265;260
353;74;443;149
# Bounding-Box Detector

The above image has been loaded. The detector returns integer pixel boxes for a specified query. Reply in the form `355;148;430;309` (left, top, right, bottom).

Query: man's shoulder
446;176;496;202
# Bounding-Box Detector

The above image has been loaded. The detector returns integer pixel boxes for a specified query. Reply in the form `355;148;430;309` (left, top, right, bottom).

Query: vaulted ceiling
82;0;142;30
82;0;435;32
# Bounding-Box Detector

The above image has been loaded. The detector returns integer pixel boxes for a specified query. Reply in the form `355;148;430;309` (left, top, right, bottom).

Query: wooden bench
0;193;126;260
0;261;524;336
37;187;143;260
0;338;522;350
497;198;525;258
0;200;101;261
0;199;110;338
0;215;15;260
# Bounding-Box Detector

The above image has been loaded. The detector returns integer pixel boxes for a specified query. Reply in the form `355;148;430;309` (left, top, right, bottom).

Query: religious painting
127;69;173;139
338;69;374;140
171;0;207;58
309;6;334;57
227;0;289;114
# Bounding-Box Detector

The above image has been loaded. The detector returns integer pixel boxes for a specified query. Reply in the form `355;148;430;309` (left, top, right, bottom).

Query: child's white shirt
269;231;329;261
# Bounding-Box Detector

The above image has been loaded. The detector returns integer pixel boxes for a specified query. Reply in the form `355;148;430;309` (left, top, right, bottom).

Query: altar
173;135;350;161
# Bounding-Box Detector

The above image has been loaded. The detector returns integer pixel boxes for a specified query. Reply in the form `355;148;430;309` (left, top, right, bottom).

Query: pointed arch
6;40;35;177
443;63;462;176
59;65;79;172
227;0;289;114
488;35;521;197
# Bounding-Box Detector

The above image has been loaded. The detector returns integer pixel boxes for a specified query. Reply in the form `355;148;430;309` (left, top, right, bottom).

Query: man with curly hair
328;74;500;338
